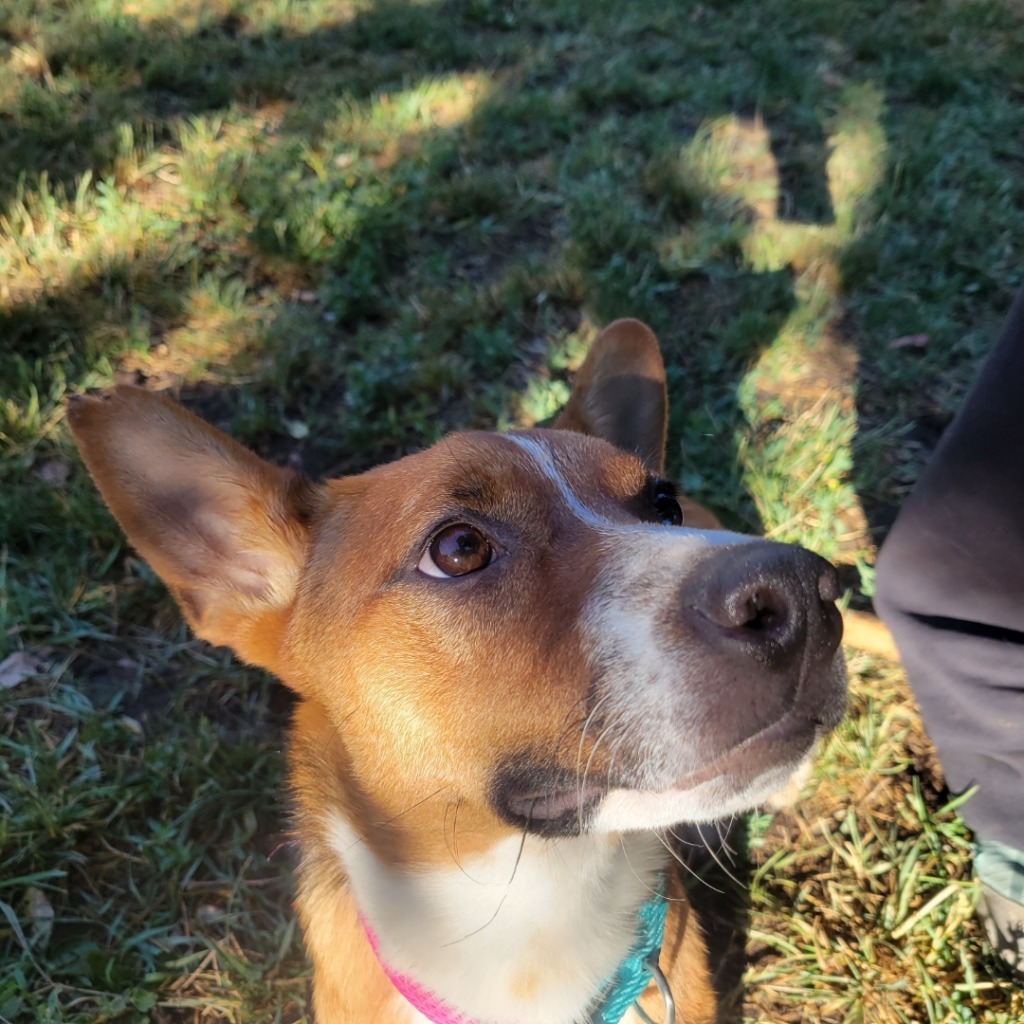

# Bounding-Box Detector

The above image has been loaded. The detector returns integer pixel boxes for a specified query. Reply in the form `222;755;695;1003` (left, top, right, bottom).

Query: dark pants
874;288;1024;852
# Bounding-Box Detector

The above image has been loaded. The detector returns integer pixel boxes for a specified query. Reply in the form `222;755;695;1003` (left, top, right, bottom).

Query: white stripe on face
504;433;613;529
504;431;750;543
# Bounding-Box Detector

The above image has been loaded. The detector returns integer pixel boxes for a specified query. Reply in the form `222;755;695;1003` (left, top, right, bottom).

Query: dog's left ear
553;318;668;473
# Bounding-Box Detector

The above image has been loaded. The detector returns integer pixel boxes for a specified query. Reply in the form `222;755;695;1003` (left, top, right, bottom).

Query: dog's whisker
695;825;748;892
440;890;512;947
580;717;616;791
315;706;358;762
578;708;624;832
618;832;688;903
439;434;487;492
652;830;725;896
452;798;464;867
442;812;531;947
604;722;632;789
667;825;703;849
443;799;473;878
576;694;615;828
575;692;611;763
341;785;452;855
548;693;593;761
714;815;739;865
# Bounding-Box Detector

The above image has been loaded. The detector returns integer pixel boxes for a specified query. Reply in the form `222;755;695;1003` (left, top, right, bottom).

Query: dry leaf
26;888;54;951
0;650;49;689
35;460;70;487
889;333;929;349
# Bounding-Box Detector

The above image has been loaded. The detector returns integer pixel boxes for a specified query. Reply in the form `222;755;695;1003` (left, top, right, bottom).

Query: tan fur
644;874;717;1024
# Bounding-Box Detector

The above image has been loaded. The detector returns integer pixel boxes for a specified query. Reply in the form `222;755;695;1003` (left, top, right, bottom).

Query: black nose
681;540;843;670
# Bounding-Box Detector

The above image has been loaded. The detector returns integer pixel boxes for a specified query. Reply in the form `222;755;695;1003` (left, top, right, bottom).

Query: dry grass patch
746;656;1023;1024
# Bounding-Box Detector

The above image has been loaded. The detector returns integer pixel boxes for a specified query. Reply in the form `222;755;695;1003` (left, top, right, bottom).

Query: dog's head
69;320;845;867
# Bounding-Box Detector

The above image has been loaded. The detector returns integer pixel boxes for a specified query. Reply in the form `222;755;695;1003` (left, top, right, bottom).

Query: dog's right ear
68;387;321;680
555;320;723;530
553;318;668;473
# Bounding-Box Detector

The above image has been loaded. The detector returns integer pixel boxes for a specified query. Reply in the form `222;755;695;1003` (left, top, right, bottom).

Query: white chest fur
327;815;667;1024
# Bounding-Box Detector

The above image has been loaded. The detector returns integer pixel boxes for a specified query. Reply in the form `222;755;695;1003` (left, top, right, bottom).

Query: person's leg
874;287;1024;974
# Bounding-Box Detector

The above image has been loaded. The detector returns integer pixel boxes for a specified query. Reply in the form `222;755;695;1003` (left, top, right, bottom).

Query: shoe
975;839;1024;979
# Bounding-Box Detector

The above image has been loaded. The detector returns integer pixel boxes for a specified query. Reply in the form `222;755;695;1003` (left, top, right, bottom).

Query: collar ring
631;952;675;1024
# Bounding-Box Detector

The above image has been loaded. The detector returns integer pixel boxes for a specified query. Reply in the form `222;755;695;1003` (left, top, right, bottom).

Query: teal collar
588;875;674;1024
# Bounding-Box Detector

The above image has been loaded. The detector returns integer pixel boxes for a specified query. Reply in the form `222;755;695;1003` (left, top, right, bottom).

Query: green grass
2;0;1024;1020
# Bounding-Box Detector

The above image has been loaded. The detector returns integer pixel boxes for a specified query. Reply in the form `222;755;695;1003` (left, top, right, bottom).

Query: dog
69;319;846;1024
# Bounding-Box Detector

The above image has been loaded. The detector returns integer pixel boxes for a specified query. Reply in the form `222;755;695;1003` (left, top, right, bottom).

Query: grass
742;661;1006;1024
2;0;1023;1020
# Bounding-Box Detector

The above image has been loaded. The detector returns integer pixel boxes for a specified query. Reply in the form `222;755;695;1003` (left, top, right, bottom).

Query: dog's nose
681;541;842;670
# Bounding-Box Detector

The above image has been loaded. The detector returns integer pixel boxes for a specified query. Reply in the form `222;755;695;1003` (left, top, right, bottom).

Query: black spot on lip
490;755;606;838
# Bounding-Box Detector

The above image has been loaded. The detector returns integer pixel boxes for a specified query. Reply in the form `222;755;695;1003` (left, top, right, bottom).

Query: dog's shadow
672;819;753;1024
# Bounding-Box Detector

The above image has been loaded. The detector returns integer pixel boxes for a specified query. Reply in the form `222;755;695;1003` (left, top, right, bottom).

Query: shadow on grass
14;0;1024;1019
2;0;820;521
0;1;482;210
0;3;850;1016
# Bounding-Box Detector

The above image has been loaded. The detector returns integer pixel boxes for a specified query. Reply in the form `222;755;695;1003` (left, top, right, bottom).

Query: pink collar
362;916;474;1024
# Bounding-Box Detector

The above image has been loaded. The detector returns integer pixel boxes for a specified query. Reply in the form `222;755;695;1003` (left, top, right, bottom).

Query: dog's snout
682;541;842;668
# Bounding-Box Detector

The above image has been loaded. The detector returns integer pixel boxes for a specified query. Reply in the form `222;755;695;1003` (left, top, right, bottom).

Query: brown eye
418;524;493;578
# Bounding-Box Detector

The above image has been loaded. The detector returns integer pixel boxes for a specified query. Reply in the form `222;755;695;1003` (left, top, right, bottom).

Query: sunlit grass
3;0;1024;1019
746;660;1022;1023
662;83;890;570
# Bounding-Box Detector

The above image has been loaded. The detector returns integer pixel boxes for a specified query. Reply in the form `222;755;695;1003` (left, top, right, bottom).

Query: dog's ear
67;386;321;678
554;318;668;473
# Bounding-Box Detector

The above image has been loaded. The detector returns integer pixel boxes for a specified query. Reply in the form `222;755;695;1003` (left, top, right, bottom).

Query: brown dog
69;320;846;1024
